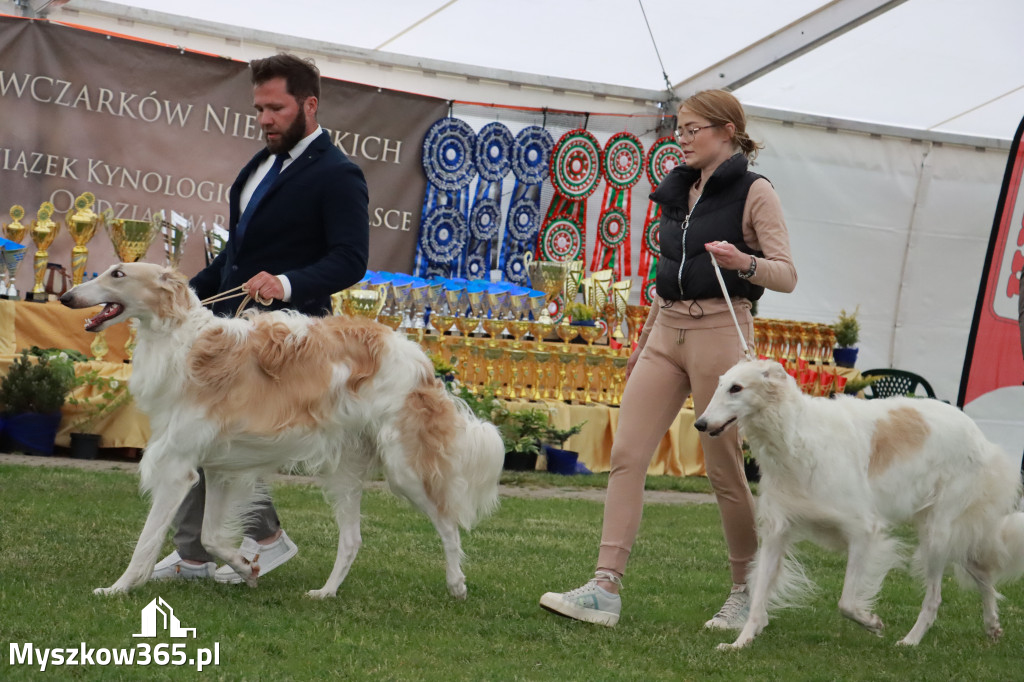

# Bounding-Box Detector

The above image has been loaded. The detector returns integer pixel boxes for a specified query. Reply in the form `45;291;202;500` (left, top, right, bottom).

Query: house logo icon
133;597;196;638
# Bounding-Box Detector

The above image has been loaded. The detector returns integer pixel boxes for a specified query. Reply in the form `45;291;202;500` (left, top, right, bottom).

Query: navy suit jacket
191;130;369;317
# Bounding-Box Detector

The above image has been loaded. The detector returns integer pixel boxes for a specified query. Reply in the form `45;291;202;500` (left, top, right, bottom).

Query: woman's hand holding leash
704;241;749;270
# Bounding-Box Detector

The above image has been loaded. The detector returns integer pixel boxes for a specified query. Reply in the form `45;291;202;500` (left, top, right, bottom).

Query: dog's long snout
693;417;708;432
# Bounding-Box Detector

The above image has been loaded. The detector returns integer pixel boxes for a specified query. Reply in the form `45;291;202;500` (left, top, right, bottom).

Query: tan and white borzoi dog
60;262;504;599
695;359;1024;648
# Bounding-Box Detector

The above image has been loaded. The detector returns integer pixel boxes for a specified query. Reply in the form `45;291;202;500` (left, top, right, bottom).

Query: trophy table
27;202;59;302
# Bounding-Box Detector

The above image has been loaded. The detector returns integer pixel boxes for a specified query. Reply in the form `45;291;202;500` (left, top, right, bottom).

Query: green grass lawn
1;464;1021;681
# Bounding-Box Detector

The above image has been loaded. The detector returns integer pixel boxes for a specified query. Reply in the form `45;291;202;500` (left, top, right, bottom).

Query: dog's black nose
693;418;707;432
59;291;73;306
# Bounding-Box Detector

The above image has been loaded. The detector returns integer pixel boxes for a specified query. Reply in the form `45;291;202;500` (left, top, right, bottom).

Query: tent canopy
34;0;1024;142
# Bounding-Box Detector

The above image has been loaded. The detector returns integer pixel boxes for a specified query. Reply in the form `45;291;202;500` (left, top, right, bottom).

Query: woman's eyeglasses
674;124;719;142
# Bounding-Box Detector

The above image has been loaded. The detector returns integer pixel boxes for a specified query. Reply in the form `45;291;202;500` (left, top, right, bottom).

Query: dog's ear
156;268;194;320
762;360;788;382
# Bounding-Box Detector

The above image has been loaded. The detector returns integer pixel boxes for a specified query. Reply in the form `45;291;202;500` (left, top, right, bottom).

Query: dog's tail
950;441;1024;588
991;511;1024;584
448;398;504;530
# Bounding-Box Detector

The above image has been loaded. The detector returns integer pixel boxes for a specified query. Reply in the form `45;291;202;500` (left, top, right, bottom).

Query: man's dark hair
249;53;320;101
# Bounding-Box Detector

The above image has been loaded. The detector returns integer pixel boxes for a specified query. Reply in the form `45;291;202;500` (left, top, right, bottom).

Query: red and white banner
959;114;1024;408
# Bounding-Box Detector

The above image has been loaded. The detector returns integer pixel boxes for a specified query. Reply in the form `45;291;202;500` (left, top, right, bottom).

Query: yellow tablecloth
505;399;703;476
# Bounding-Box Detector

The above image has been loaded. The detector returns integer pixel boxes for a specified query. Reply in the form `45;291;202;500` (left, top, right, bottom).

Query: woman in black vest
541;90;797;629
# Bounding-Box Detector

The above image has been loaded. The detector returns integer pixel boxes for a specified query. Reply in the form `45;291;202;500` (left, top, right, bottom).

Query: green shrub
832;306;860;348
0;349;75;414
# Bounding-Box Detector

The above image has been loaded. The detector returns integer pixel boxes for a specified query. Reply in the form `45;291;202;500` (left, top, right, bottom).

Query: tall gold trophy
2;205;29;299
157;210;193;269
107;216;159;359
202;223;228;266
67;192;101;286
527;260;571;326
28;202;58;302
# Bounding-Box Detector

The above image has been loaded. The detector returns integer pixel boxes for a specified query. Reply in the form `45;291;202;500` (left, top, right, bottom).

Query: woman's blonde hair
679;90;764;161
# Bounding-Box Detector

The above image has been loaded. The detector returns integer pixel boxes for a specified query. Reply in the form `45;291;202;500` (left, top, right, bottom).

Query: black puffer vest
651;153;765;302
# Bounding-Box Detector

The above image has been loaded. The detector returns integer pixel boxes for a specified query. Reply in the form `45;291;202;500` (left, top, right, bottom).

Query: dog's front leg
718;530;789;651
95;469;198;595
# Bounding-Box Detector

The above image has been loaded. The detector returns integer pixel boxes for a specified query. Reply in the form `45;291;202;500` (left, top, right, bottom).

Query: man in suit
152;53;369;583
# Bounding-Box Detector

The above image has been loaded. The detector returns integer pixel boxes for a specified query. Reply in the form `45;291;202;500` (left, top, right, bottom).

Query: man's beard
266;106;307;154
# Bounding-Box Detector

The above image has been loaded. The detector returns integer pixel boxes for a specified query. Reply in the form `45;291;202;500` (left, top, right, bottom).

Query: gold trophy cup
527;260;571;326
2;205;29;299
202;222;228;266
157;210;193;269
66;192;101;286
107;217;159;264
28;202;59;302
107;216;159;359
337;287;387;319
609;279;632;342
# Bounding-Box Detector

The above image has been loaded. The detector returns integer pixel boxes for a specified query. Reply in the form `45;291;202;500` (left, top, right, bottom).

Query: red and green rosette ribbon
538;129;602;264
639;136;683;304
591;132;643;279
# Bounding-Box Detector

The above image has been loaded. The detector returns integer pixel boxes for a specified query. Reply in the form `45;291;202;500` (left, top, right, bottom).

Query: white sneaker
214;530;298;584
150;550;216;581
539;571;622;627
704;584;750;630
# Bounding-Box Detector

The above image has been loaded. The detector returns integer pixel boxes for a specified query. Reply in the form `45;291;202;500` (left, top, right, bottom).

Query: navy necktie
237;153;287;239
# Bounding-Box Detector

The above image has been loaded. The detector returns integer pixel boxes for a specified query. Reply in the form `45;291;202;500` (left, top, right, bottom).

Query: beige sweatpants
596;318;757;585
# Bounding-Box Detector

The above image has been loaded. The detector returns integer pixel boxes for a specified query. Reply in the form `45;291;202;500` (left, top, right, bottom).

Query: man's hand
244;271;283;304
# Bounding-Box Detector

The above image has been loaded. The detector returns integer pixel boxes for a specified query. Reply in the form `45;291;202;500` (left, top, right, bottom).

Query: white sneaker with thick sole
704;584;750;630
150;551;216;581
214;530;298;584
539;571;622;627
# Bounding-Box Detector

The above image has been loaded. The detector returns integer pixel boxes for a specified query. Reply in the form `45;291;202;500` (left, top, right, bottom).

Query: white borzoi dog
694;359;1024;648
61;262;504;599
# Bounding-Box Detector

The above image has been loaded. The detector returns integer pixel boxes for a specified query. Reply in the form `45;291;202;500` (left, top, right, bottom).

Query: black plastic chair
859;368;937;400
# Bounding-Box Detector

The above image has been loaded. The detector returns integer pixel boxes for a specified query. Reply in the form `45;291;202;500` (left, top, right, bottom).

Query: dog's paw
986;624;1003;642
306;589;336;600
447;581;467;600
895;637;919;647
864;614;885;636
94;585;128;596
716;641;747;652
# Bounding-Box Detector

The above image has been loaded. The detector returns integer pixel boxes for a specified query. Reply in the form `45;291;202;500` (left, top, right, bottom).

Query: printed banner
958;113;1024;407
0;16;446;292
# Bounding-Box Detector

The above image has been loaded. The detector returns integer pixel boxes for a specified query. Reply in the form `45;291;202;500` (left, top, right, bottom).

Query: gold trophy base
25;291;50;303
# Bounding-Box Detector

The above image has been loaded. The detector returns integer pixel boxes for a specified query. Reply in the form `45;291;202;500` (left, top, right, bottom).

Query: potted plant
496;406;586;472
0;349;76;455
497;407;549;470
429;352;457;385
447;383;586;473
567;302;598;326
539;419;586;475
832;306;861;368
